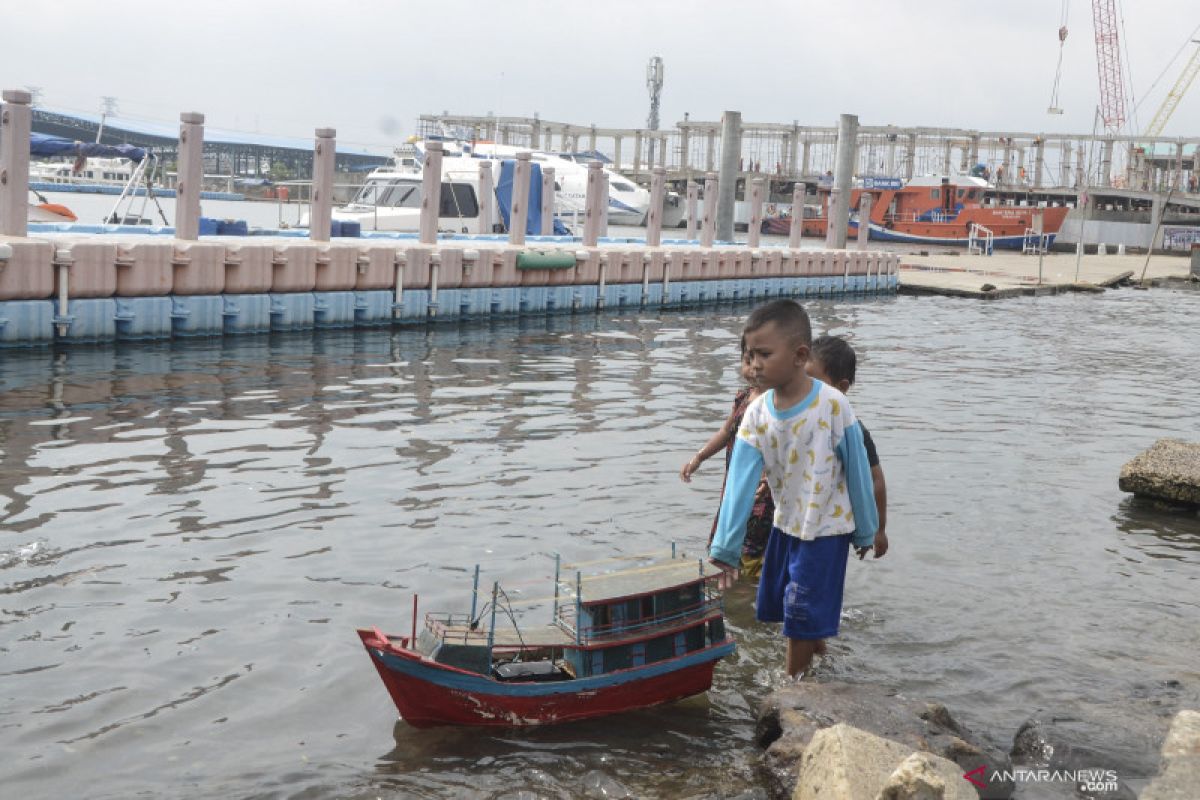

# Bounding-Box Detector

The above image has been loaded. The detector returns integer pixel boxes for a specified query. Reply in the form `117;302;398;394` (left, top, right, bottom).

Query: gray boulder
1118;439;1200;506
756;681;1013;799
1141;710;1200;800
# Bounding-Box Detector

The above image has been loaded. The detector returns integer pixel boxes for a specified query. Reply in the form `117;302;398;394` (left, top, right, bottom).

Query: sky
3;0;1198;152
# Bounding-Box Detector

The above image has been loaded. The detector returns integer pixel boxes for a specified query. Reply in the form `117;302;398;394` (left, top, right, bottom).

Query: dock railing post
510;151;531;246
789;183;806;249
701;175;718;248
747;177;765;248
309;127;336;243
0;89;32;237
685;180;699;241
541;166;555;236
582;161;602;247
646;167;666;247
478;160;494;234
598;170;609;238
175;111;205;241
419;142;443;245
857;192;872;250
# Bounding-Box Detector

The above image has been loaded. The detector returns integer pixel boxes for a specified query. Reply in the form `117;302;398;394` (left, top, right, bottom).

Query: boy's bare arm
680;407;741;482
855;465;888;559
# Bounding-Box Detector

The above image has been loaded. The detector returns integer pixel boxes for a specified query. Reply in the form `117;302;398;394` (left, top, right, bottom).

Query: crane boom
1142;42;1200;137
1092;0;1128;132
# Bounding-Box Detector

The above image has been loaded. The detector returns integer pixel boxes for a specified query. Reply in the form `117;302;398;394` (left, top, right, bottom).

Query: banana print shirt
709;379;878;568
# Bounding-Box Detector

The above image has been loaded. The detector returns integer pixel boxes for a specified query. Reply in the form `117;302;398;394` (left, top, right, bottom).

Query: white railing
1022;228;1050;255
968;223;994;256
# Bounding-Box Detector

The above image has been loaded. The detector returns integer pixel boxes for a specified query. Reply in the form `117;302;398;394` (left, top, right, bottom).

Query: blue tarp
495;160;570;236
30;132;146;162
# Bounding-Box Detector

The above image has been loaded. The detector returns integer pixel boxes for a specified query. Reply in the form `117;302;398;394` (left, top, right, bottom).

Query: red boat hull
358;628;733;728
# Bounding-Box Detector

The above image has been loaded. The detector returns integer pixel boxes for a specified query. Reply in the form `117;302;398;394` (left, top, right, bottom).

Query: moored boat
763;176;1070;249
357;551;736;728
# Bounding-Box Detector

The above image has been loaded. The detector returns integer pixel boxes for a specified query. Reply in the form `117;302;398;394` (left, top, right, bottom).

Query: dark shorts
755;528;852;640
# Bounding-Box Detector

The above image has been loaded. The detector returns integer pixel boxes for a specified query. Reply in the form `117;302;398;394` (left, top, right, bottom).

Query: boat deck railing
553;593;724;643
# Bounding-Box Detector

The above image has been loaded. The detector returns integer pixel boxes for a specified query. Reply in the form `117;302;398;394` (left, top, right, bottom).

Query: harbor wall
0;236;898;346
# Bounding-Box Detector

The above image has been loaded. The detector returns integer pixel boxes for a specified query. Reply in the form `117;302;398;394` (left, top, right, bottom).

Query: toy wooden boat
357;551;736;728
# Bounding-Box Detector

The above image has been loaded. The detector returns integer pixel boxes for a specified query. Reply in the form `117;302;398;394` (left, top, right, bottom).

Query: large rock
756;681;1014;799
793;723;975;800
1011;717;1143;799
1118;439;1200;506
1141;710;1200;800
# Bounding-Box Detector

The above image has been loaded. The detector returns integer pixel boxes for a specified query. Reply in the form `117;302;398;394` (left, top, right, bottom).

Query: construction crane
1141;41;1200;137
1091;0;1129;134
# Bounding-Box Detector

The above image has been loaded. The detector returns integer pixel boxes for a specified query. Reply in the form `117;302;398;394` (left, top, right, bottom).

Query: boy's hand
872;530;888;558
856;530;888;560
708;558;739;590
680;454;702;482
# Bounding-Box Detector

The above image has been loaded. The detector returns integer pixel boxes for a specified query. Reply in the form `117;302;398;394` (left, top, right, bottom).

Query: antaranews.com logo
963;765;1121;793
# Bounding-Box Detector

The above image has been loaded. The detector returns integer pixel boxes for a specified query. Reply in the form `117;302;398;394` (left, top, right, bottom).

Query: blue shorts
755;528;852;640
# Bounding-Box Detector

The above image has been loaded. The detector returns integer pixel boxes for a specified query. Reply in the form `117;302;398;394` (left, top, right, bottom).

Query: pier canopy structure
420;113;1198;198
32;106;389;179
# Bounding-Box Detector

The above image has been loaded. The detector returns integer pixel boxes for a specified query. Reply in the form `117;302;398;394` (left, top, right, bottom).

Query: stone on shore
1141;710;1200;800
793;723;974;800
1118;438;1200;506
757;681;1014;799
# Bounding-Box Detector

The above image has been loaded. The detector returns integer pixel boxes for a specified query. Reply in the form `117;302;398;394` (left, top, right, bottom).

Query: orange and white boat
778;176;1070;250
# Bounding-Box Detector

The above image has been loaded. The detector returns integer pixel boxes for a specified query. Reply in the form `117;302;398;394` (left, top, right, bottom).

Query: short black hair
810;335;857;386
744;299;812;345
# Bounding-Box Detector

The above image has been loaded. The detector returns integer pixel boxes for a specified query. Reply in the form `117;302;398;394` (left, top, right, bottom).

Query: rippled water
3;289;1199;799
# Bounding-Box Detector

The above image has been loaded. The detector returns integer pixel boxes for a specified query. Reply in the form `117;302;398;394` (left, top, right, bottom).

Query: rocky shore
752;680;1198;799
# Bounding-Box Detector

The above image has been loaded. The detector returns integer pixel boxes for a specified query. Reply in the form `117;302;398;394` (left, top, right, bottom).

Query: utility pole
646;56;664;168
98;96;118;143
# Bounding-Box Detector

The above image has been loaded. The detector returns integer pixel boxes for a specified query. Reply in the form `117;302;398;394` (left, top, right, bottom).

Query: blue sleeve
709;439;764;567
836;421;879;548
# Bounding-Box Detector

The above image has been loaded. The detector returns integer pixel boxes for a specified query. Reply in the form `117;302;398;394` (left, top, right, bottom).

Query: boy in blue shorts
709;300;878;678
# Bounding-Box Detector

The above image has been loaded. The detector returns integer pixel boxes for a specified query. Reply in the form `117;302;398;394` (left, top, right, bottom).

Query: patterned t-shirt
709;379;878;568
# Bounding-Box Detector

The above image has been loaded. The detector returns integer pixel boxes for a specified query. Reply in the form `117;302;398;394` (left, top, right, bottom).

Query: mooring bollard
701;175;718;248
646;167;666;247
789;182;806;249
541;166;555;236
747;177;765;248
478;160;494;234
175;111;205;241
685;180;699;241
582;162;603;247
309;127;336;243
510;151;531;246
0;89;32;237
419;142;443;245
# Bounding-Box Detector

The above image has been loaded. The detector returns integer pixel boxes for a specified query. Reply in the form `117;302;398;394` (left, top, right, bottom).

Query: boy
807;335;888;561
709;300;877;678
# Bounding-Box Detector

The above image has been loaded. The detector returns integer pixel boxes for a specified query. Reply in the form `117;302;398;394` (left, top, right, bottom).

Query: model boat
357;550;736;727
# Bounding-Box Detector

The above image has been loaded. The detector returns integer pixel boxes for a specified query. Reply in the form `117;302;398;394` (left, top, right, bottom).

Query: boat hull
358;628;735;728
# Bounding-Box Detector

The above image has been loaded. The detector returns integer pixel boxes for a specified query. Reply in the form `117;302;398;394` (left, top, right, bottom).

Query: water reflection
1;291;1199;798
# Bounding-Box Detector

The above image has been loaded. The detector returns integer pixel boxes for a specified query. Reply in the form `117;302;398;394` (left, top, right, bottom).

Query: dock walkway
898;251;1195;299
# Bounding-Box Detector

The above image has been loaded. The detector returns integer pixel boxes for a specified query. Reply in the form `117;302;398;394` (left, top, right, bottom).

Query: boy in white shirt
709;300;878;677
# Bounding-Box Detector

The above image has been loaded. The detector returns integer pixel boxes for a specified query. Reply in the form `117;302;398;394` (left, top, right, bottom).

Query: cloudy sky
4;0;1198;151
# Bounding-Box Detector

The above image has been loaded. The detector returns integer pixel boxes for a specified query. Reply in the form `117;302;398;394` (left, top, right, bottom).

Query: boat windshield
354;179;421;208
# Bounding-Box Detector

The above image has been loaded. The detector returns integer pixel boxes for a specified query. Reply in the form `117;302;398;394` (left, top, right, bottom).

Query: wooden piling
789;183;806;249
478;160;494;234
701;175;717;248
175;111;205;241
541;166;555;236
646;167;666;247
419;142;443;245
747;177;765;248
510;151;531;245
0;89;32;237
685;181;699;241
309;128;336;243
583;161;603;246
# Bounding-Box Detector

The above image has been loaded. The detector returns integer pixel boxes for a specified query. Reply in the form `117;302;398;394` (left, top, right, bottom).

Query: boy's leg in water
786;638;820;677
814;639;827;656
